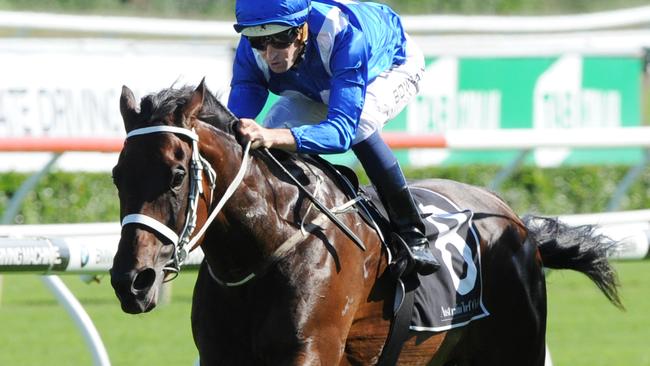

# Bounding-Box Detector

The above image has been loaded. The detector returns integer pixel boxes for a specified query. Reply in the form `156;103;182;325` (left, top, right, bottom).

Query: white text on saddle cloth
419;204;478;296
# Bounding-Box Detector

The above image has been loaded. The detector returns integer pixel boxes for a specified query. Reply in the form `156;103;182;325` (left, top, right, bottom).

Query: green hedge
1;0;649;17
401;165;647;215
1;165;649;224
0;172;119;224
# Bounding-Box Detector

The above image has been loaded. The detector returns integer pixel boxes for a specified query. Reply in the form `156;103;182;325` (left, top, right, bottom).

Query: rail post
41;275;111;366
641;47;650;125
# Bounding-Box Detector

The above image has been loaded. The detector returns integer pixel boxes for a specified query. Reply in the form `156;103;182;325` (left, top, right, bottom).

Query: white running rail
2;6;650;37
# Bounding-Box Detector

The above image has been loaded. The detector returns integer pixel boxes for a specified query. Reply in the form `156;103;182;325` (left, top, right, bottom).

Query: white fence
0;225;205;366
1;6;650;57
0;222;204;274
3;5;650;36
1;210;648;276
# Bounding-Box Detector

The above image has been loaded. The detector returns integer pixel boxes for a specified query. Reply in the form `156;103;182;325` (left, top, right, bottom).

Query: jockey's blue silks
228;0;409;154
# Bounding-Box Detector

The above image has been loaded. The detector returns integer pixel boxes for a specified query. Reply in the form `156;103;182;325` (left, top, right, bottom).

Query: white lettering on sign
0;88;122;137
0;246;61;266
408;58;501;133
406;57;501;166
0;39;232;139
415;90;501;132
537;89;621;129
533;54;623;166
0;39;232;171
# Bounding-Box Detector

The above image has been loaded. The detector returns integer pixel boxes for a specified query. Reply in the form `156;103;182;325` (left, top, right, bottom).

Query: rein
262;148;367;251
205;150;367;287
205;197;364;287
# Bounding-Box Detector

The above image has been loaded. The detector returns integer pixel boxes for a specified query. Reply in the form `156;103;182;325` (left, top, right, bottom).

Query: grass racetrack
0;272;199;366
0;261;647;365
546;261;650;366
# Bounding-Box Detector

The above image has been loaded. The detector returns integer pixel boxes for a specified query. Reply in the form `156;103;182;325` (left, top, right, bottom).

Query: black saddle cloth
291;154;490;331
364;185;490;331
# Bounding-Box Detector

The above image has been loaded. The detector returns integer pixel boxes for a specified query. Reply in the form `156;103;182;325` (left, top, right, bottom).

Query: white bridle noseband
121;125;225;275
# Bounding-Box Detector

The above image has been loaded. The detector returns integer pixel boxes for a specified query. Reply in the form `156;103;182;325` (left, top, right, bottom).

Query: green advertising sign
404;55;642;166
261;55;642;167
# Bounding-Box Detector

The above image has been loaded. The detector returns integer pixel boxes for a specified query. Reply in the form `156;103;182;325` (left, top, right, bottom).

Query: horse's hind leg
470;229;547;366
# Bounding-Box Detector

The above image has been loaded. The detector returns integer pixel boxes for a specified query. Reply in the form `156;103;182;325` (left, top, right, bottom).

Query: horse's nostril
133;268;156;291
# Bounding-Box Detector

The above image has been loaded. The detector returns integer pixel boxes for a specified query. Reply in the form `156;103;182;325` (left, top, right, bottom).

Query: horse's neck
196;122;242;181
196;123;312;277
195;129;384;287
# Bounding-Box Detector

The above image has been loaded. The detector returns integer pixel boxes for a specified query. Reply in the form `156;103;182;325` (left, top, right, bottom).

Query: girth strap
377;274;418;366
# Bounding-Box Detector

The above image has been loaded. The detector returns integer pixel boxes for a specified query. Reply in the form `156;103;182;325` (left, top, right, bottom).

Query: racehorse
110;80;622;366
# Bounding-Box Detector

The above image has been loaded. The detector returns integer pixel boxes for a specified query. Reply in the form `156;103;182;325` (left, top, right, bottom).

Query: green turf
546;261;650;366
0;261;647;365
0;272;199;366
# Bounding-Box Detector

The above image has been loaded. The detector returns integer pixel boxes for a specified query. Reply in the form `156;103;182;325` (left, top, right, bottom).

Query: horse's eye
171;168;186;189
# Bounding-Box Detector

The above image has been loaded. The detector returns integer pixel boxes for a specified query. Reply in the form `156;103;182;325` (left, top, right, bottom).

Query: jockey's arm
231;20;367;155
238;118;297;151
276;28;368;155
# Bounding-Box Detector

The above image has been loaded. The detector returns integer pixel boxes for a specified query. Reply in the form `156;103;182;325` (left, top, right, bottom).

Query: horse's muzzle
110;267;159;314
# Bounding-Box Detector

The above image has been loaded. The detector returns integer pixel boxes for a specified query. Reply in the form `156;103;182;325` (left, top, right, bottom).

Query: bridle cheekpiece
120;125;217;277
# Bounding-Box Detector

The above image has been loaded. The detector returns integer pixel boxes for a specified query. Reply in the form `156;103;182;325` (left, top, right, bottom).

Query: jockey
229;0;440;276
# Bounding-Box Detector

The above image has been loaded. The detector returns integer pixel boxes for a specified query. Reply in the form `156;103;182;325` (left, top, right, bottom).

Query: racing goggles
246;26;301;51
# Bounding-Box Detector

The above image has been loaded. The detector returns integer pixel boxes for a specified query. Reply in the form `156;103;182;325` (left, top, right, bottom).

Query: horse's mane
140;85;239;135
141;85;333;180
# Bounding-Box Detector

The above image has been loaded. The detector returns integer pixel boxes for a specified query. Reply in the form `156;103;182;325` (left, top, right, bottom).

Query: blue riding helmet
234;0;311;34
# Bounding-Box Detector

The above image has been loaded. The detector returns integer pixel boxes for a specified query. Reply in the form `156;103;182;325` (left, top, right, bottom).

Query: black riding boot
381;186;440;276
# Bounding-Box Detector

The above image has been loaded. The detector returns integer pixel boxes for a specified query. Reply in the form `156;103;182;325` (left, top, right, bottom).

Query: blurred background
1;0;650;16
0;1;649;365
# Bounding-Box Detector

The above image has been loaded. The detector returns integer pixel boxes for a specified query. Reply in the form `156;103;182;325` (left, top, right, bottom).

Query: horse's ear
183;78;206;127
120;85;139;132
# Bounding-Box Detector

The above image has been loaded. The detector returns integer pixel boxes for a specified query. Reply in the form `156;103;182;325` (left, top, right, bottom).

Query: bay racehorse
110;81;622;365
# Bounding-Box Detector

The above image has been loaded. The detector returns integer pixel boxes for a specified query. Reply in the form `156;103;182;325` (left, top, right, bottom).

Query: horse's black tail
522;215;624;309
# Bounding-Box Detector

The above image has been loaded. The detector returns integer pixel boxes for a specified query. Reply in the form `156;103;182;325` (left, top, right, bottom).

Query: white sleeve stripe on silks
316;7;350;77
